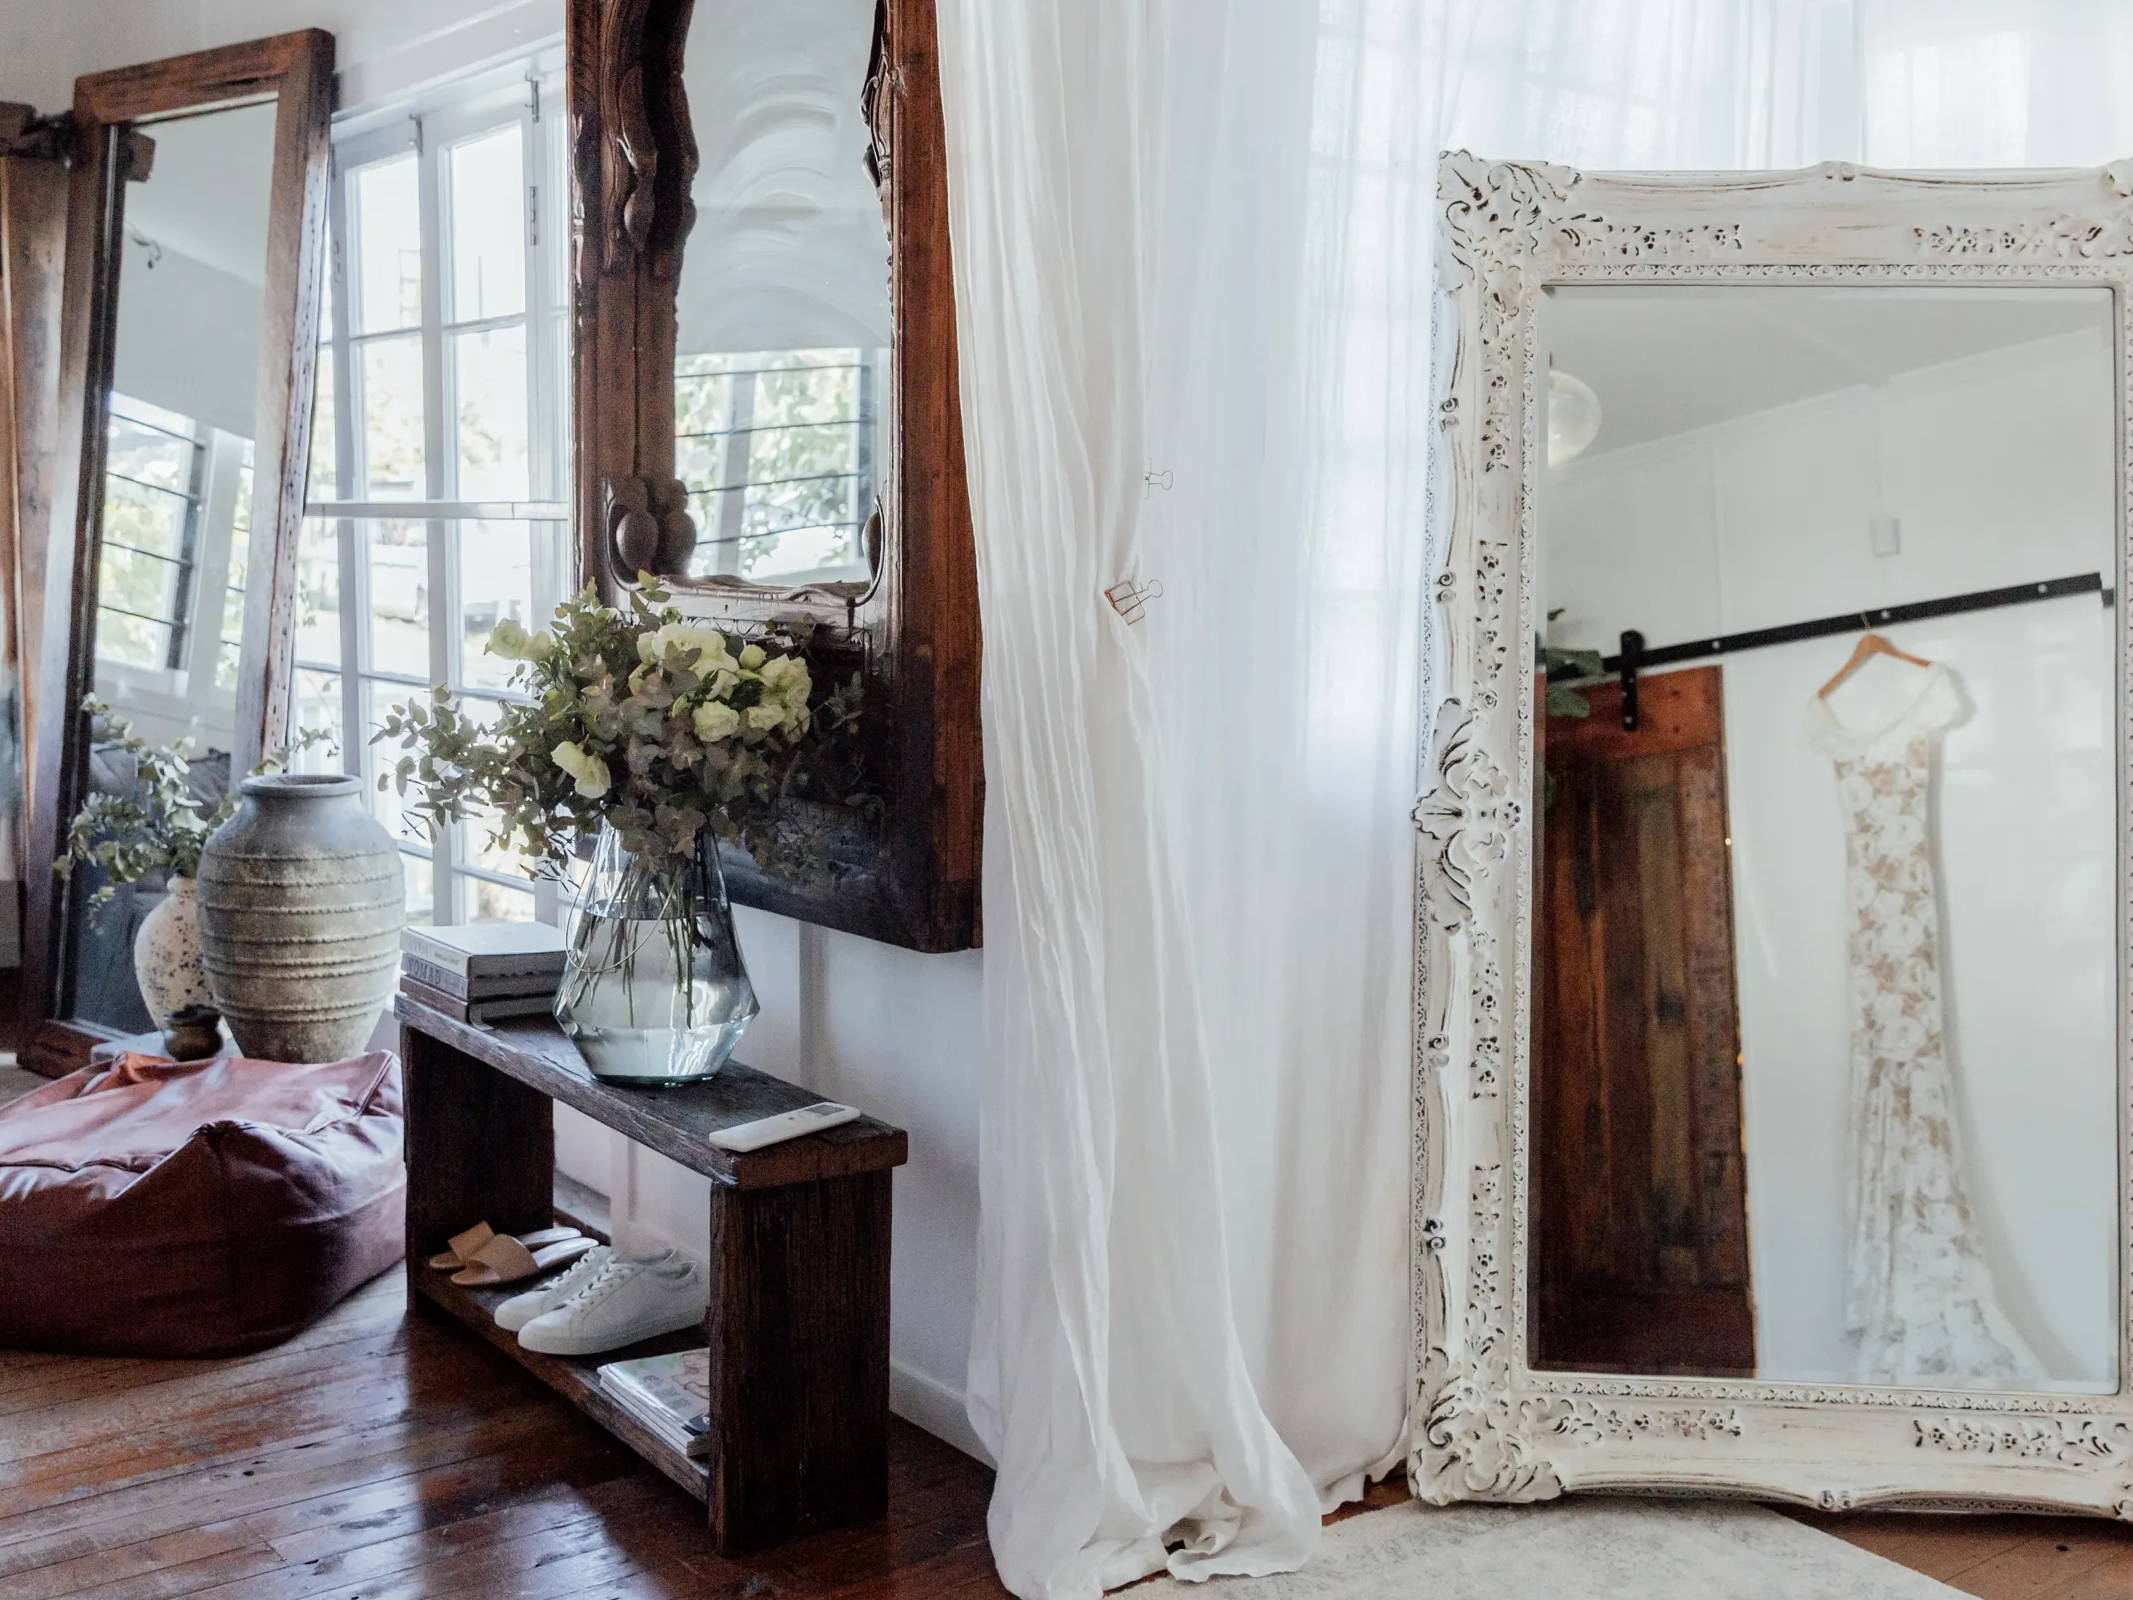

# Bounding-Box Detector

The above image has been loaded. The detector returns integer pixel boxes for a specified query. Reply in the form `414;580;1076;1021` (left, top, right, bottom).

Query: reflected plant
56;700;327;914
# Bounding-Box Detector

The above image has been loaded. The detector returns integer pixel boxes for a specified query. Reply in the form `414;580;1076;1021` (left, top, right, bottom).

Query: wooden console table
396;996;909;1554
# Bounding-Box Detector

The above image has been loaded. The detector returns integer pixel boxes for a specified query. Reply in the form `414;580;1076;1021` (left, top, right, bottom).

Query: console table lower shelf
396;996;910;1555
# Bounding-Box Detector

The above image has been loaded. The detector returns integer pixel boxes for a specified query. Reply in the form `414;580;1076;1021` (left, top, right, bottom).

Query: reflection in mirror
1532;285;2117;1394
71;101;276;1033
677;0;889;590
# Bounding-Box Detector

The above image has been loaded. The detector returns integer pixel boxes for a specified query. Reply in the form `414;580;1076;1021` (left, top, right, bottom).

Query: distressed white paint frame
1410;153;2133;1517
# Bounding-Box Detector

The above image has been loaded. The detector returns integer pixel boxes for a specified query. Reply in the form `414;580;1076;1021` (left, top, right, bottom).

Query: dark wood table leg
703;1169;893;1553
402;1025;556;1268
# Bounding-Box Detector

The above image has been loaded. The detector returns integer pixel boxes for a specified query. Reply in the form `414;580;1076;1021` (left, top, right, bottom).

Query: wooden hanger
1817;629;1933;699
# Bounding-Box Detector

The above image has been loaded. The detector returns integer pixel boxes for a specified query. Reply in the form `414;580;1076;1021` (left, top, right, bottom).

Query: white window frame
304;53;572;926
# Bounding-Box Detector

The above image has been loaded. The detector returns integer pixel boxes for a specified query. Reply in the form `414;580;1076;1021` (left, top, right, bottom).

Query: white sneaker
516;1247;708;1356
493;1244;614;1332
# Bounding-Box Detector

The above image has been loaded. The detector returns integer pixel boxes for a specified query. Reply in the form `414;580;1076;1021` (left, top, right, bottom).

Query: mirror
569;0;979;952
1532;284;2118;1394
68;103;279;1033
1414;153;2133;1518
20;33;332;1073
675;0;888;590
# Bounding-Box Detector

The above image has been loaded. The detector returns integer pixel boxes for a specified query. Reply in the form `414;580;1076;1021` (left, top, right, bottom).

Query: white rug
1134;1499;1959;1598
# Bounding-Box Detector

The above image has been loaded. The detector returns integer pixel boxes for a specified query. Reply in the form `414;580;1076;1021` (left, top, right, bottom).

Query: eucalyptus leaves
374;578;861;882
57;702;318;912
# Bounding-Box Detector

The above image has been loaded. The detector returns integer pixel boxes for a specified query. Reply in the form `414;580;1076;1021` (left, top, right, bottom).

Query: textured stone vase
197;774;405;1062
133;875;212;1022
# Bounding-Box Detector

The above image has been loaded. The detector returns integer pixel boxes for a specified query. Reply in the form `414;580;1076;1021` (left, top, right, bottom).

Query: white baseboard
891;1358;992;1468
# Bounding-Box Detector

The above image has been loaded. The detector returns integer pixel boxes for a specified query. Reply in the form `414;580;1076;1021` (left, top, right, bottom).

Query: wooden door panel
1534;666;1754;1377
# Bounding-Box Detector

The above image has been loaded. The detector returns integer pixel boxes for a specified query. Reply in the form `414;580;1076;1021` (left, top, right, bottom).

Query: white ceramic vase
133;876;213;1023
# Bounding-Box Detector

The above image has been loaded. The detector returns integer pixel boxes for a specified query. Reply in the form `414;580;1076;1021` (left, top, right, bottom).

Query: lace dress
1809;662;2037;1386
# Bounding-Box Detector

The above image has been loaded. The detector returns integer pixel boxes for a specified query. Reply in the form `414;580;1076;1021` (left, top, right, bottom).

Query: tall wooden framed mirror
569;0;979;953
19;32;334;1076
1413;153;2133;1517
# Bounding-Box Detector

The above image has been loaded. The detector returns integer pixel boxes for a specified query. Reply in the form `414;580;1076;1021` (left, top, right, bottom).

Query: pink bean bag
0;1049;404;1356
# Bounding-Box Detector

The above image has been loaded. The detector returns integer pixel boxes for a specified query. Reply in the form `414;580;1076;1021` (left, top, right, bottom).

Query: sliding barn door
1533;665;1754;1377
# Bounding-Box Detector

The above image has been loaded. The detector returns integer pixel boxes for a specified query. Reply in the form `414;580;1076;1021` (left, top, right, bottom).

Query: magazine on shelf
597;1349;711;1459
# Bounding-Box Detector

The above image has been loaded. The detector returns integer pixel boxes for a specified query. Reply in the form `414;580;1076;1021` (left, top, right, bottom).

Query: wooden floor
0;1274;1006;1600
1;1273;2132;1598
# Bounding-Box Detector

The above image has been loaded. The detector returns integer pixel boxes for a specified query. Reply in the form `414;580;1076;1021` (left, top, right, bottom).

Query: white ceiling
124;100;277;287
1543;285;2111;459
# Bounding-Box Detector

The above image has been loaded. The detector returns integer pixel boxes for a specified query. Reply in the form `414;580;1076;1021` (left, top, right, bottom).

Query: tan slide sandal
427;1222;582;1271
450;1232;599;1288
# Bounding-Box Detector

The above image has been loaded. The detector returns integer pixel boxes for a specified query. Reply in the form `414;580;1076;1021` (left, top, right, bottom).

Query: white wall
1542;328;2118;1391
19;0;993;1457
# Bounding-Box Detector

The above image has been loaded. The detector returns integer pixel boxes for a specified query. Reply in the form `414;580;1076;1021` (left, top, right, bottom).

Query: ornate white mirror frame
1410;151;2133;1516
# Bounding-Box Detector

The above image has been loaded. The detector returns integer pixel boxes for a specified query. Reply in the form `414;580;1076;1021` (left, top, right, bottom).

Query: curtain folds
938;3;2133;1596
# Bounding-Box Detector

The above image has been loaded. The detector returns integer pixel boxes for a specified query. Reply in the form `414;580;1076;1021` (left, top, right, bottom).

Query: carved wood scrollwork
579;0;698;281
861;0;893;212
605;475;697;578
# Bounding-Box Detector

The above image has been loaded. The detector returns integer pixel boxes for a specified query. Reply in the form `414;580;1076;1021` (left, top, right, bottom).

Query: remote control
706;1101;862;1152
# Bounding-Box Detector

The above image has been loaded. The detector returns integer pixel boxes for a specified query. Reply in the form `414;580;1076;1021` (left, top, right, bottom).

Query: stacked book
401;921;570;1026
597;1349;712;1459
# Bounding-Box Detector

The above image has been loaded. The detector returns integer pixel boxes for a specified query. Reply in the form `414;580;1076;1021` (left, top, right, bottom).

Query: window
676;348;883;583
300;59;572;927
98;393;255;720
100;395;207;673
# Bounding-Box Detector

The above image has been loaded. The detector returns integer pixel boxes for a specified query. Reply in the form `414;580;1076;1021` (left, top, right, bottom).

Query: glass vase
555;826;759;1086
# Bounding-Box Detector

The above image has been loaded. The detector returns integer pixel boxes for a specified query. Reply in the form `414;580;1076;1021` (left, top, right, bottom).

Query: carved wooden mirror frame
19;32;334;1076
1411;153;2133;1516
567;0;979;953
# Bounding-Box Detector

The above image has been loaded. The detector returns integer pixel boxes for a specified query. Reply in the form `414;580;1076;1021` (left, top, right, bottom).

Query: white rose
737;642;767;670
486;617;547;661
758;652;811;703
692;700;741;743
638;622;734;672
744;703;785;733
550;740;612;799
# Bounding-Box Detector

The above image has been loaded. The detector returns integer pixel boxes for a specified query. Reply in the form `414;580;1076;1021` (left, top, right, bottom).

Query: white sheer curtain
937;5;2133;1597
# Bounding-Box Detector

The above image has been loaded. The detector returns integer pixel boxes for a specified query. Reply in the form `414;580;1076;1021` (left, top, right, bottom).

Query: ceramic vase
553;825;758;1086
197;774;405;1062
132;875;212;1022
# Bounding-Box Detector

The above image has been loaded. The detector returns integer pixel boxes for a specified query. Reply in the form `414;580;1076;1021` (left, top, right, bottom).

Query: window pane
107;412;196;492
94;608;173;672
318;210;336;334
216;447;256;691
365;680;430;847
292;667;344;769
458;521;549;690
308;344;338;498
97;544;184;629
447;126;525;323
352;154;421;335
358;335;425;498
452;697;537;881
468;876;536;922
296;518;342;667
451;326;528;499
364;521;430;678
103;477;191;560
214;592;247;690
675;351;871;582
401;850;436;926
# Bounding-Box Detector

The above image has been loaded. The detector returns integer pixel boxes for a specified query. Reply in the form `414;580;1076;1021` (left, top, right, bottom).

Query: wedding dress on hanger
1809;659;2039;1386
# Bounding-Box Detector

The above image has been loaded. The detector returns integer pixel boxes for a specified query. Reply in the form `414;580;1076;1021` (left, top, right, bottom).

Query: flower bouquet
377;578;860;1084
